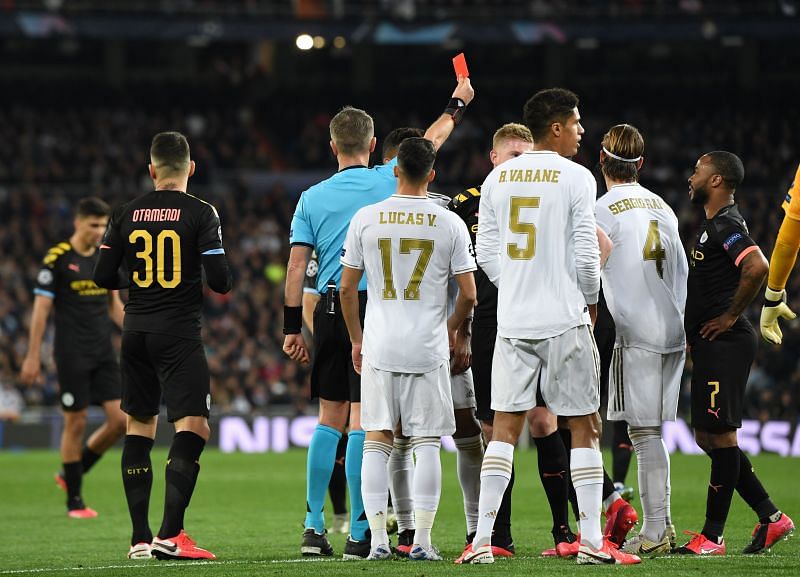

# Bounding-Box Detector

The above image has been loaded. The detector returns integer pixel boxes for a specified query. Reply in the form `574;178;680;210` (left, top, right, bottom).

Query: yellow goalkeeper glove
760;287;797;344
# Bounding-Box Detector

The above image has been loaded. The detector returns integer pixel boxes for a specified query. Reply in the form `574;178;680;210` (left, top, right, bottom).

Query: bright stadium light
295;34;314;50
333;36;347;49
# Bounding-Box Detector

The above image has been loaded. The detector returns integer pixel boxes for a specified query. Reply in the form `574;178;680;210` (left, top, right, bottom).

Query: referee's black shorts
690;321;756;433
310;291;367;402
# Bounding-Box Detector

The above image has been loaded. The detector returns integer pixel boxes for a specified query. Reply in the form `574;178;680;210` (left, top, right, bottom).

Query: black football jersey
34;242;113;357
685;204;758;340
99;190;224;338
448;186;497;326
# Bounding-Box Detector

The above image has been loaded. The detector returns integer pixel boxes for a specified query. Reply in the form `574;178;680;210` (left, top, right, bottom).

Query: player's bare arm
20;294;53;386
423;76;475;152
108;290;125;329
451;315;473;375
700;249;768;341
339;265;364;374
448;271;477;353
283;245;312;364
302;292;320;335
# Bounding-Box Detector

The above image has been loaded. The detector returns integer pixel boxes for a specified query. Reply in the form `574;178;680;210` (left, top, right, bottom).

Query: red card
452;53;469;78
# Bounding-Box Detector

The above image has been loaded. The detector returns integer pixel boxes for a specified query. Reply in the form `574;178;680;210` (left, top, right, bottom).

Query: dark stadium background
1;0;799;448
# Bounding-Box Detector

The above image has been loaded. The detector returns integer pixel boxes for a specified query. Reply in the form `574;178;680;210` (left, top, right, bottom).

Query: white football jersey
596;182;688;353
476;151;600;339
426;191;461;316
341;195;476;372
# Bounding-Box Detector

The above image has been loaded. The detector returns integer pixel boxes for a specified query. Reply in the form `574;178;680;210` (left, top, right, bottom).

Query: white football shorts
450;367;477;410
360;358;456;437
491;324;600;416
607;346;685;427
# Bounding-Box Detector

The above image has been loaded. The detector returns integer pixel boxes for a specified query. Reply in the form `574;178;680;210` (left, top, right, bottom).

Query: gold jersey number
643;220;666;278
507;196;540;260
378;238;434;300
129;230;182;288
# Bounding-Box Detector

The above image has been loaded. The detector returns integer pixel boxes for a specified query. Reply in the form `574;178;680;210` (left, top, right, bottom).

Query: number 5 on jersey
507;196;540;260
129;229;182;288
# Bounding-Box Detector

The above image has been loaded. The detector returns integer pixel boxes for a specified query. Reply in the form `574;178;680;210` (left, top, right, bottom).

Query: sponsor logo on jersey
723;233;743;250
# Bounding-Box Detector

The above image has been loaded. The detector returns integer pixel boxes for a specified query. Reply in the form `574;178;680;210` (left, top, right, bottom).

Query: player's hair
523;88;579;142
382;127;424;161
329;106;374;156
150;131;191;174
705;151;745;189
601;124;644;183
397;137;436;184
492;123;533;150
75;197;110;218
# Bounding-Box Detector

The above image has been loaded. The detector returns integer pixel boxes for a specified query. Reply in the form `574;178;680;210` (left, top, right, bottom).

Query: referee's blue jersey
290;159;398;293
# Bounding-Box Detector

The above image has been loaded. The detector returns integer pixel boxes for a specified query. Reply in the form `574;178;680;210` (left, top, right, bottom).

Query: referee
283;76;475;559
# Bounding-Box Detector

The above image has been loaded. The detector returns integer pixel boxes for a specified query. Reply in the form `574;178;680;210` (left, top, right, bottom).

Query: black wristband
444;97;467;126
283;305;303;334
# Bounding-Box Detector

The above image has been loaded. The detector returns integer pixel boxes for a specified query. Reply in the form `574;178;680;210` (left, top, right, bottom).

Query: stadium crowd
1;99;799;423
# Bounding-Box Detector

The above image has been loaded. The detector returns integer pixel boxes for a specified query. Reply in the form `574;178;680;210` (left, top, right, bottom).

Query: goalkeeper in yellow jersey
761;164;800;344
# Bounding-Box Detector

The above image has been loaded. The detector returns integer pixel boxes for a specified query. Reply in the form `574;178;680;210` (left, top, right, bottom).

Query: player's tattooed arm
700;248;768;341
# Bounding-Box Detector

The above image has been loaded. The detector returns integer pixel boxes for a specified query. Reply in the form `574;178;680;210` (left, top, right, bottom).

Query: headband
602;146;642;163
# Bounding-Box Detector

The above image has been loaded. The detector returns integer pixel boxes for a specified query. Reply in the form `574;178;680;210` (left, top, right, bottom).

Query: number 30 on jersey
129;229;182;288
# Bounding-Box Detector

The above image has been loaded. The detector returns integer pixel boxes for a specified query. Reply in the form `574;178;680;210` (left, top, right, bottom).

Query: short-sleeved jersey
100;190;224;339
449;186;497;327
476;151;600;339
290;160;397;294
596;183;688;353
685;204;759;340
341;195;476;373
34;242;112;357
781;163;800;220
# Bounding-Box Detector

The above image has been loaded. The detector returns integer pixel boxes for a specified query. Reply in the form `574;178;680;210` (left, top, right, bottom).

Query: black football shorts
121;331;210;422
55;351;121;412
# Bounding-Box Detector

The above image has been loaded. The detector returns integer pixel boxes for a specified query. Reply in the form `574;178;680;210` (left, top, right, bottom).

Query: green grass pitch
1;449;798;576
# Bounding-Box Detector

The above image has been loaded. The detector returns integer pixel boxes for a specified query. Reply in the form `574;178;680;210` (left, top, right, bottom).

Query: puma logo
709;483;723;493
543;471;566;479
707;408;721;419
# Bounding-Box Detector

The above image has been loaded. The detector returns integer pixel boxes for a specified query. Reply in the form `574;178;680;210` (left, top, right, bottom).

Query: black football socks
702;446;740;541
736;448;779;524
122;435;155;545
535;431;571;532
158;431;206;539
612;421;633;485
62;461;84;510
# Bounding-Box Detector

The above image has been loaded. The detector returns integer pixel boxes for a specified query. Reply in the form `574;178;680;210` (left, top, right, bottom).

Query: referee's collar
338;164;368;173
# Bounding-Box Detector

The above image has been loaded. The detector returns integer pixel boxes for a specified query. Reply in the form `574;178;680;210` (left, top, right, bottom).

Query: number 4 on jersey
643;220;666;278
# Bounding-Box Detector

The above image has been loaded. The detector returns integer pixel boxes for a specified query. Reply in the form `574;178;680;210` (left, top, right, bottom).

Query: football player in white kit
339;137;477;561
594;124;688;556
463;88;640;565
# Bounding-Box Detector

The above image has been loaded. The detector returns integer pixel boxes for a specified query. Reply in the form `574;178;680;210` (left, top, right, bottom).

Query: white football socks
474;441;514;549
629;426;668;541
362;440;392;548
454;434;483;535
411;437;441;548
571;447;604;549
388;436;415;533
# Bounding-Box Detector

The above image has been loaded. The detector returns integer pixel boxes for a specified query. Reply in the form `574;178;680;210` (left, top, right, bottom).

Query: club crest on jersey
699;231;708;244
37;269;53;286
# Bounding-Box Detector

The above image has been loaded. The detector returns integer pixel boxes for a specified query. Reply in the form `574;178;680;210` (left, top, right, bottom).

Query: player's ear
369;137;377;154
489;149;498;166
599;150;606;165
393;165;400;178
148;163;156;181
330;140;338;157
188;160;196;178
636;157;644;171
552;122;561;139
427;169;436;184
